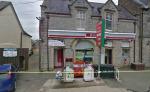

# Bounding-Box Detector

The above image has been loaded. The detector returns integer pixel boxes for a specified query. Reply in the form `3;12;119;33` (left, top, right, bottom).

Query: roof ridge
89;1;104;4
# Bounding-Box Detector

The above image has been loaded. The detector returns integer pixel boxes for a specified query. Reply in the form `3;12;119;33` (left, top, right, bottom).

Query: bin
131;63;145;70
83;65;94;81
73;61;84;77
63;66;74;82
92;64;98;77
100;64;115;79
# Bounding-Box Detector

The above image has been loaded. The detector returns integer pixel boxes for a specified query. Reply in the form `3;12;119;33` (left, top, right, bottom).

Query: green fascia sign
101;19;105;47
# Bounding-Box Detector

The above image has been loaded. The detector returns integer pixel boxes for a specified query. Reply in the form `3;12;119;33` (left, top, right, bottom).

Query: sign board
96;19;105;47
3;48;17;57
84;65;94;81
63;66;74;82
96;22;102;46
121;41;129;47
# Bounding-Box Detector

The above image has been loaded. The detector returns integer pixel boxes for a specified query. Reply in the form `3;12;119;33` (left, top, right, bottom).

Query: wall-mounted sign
105;41;113;47
96;22;102;46
3;48;17;57
121;41;129;47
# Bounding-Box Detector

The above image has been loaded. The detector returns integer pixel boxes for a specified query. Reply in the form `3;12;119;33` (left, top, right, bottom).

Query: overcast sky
1;0;118;40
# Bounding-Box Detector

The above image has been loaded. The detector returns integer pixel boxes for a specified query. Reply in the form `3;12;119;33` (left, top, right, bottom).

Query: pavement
39;67;150;92
15;49;150;92
39;79;128;92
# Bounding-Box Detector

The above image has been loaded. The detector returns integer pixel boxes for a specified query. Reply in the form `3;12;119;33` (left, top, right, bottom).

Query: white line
0;70;150;74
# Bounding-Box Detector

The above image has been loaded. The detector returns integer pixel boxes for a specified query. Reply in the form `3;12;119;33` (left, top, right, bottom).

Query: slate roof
0;1;11;11
46;0;136;20
133;0;149;9
90;2;103;16
23;31;32;37
118;6;137;20
48;0;70;14
139;0;148;5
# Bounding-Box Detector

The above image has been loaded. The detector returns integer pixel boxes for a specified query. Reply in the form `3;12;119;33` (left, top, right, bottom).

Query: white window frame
105;13;113;31
76;10;86;30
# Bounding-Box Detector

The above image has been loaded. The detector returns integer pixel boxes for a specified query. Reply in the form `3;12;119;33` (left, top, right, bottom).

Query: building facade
0;1;32;70
40;0;136;71
119;0;150;67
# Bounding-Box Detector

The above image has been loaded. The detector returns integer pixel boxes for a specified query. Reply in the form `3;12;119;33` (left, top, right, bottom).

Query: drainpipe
141;9;144;63
46;14;50;71
133;21;136;63
39;19;42;71
139;9;143;63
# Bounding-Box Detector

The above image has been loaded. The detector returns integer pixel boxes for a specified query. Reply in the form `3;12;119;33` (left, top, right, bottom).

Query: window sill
76;28;85;31
106;29;112;32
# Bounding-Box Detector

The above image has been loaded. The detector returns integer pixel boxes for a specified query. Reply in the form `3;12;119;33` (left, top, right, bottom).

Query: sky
0;0;118;40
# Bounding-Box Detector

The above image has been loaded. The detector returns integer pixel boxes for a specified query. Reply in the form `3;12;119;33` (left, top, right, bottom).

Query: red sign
86;33;96;37
96;22;102;46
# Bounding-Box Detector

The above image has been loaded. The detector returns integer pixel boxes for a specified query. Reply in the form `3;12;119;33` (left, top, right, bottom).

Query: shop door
54;48;64;68
105;49;112;64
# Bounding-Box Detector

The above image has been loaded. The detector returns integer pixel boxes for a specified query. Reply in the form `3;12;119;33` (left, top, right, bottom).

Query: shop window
106;13;113;30
76;49;93;64
122;48;130;64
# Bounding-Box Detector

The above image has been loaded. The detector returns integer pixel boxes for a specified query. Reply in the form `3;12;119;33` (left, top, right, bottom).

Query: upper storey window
106;13;113;30
76;10;86;30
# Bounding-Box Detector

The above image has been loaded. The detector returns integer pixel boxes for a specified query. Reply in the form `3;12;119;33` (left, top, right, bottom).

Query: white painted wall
0;5;21;48
22;35;32;50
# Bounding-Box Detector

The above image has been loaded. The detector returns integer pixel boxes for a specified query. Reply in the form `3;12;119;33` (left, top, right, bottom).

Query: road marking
0;70;150;74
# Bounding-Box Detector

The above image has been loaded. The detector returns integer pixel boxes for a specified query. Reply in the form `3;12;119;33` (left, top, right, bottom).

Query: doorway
105;49;112;64
54;48;64;68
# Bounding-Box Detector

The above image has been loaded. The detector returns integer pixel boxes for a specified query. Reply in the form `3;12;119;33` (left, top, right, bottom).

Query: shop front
48;40;65;68
48;30;135;70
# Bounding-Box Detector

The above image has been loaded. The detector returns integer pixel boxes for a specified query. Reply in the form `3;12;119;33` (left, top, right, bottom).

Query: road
103;69;150;92
16;73;54;92
15;49;150;92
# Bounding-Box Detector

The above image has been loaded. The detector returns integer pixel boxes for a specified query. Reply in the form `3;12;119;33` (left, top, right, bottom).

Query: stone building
119;0;150;67
39;0;136;71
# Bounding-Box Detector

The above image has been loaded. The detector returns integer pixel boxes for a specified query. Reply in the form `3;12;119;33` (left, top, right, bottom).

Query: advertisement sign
96;22;102;46
96;19;105;47
76;51;84;61
3;48;17;57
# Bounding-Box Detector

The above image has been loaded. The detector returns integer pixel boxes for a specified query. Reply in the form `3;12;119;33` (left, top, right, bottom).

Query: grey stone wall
40;0;138;70
112;41;122;67
39;2;49;70
101;0;119;32
143;38;150;67
119;0;150;67
118;20;135;33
